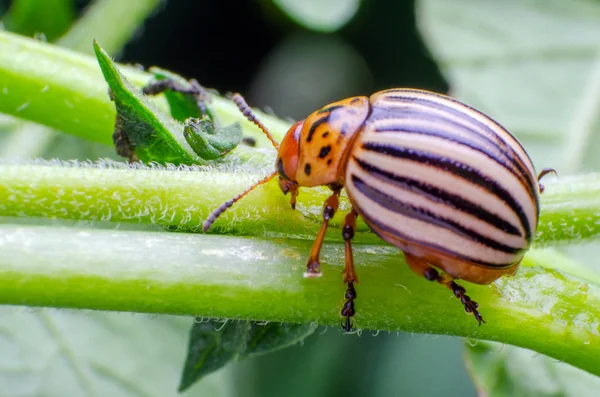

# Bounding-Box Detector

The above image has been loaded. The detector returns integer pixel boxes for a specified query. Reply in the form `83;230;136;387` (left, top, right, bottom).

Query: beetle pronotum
203;89;555;331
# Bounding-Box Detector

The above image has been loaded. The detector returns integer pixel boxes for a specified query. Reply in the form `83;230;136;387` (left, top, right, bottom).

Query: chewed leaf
464;341;600;396
184;118;242;160
242;322;318;357
178;320;250;392
94;40;241;165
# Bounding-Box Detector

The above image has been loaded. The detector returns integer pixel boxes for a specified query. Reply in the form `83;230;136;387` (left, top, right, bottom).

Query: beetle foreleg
341;208;359;332
304;190;341;278
404;253;485;325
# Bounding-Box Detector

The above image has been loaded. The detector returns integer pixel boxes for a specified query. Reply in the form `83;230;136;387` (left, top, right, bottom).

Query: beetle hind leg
404;253;485;325
340;208;359;332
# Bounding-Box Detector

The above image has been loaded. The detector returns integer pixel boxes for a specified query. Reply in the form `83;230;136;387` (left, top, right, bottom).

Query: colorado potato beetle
203;89;555;331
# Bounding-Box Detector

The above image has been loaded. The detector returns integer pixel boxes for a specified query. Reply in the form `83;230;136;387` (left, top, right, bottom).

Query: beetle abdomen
345;89;539;272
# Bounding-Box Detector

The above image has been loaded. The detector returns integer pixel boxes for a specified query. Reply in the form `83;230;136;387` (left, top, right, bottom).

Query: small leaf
464;341;600;396
184;117;242;160
274;0;361;33
178;320;250;392
243;322;318;357
94;40;236;165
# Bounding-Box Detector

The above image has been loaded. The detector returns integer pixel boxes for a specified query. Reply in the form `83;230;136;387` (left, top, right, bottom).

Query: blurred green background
2;0;600;396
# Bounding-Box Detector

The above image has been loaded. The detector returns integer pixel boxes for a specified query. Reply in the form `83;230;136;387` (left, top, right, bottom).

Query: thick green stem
0;30;291;147
0;224;598;377
0;162;598;245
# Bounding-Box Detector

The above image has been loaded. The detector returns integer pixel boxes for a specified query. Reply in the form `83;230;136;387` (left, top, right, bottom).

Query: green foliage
0;307;229;397
179;320;317;391
2;0;75;41
94;41;242;164
464;341;600;396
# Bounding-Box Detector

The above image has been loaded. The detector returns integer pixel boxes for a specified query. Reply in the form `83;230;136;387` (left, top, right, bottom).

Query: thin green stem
0;162;598;245
0;224;597;377
1;0;165;159
56;0;163;55
0;30;291;147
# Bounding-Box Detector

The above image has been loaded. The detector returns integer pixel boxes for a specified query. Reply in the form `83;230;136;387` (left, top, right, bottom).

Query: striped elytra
203;89;552;332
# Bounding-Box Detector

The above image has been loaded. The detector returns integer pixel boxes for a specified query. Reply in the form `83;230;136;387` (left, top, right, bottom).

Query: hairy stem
0;162;598;245
0;224;598;377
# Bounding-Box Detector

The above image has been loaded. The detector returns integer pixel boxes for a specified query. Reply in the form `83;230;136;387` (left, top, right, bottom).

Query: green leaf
243;322;318;357
273;0;361;32
94;40;226;165
179;320;250;392
2;0;75;41
0;307;232;397
464;341;600;396
183;118;242;160
179;319;317;391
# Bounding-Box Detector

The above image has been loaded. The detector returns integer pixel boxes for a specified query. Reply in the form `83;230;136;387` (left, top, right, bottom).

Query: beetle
203;88;555;331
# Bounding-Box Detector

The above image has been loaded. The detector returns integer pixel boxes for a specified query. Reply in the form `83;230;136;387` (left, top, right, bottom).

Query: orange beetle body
205;89;553;331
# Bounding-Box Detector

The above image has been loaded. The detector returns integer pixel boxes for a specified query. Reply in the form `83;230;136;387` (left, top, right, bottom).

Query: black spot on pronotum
304;163;312;176
327;159;333;165
318;145;332;158
322;131;330;138
307;116;329;143
351;98;360;104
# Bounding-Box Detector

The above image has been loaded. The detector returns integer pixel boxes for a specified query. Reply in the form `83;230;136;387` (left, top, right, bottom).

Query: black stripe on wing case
353;157;523;237
375;93;535;182
361;142;533;242
350;174;523;255
361;207;516;269
369;104;537;199
369;112;536;198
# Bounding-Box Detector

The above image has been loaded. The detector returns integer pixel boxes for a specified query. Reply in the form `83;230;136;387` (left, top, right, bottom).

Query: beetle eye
276;158;289;180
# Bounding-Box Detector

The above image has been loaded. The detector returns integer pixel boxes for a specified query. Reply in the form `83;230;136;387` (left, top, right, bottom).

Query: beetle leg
537;167;557;194
404;253;485;325
341;208;359;332
304;189;341;277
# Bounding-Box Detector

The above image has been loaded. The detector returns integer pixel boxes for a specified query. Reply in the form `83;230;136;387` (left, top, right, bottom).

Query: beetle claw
450;281;485;325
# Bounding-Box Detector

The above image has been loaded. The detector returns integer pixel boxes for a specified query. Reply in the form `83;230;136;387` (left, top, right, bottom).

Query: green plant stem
0;162;598;245
1;0;165;159
0;30;291;147
56;0;163;55
0;224;598;377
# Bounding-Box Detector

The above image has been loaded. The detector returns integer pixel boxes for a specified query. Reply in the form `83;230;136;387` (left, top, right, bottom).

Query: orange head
202;93;370;231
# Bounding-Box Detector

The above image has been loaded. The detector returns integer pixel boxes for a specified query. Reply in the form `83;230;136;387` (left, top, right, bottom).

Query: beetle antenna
203;171;278;232
232;93;280;150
